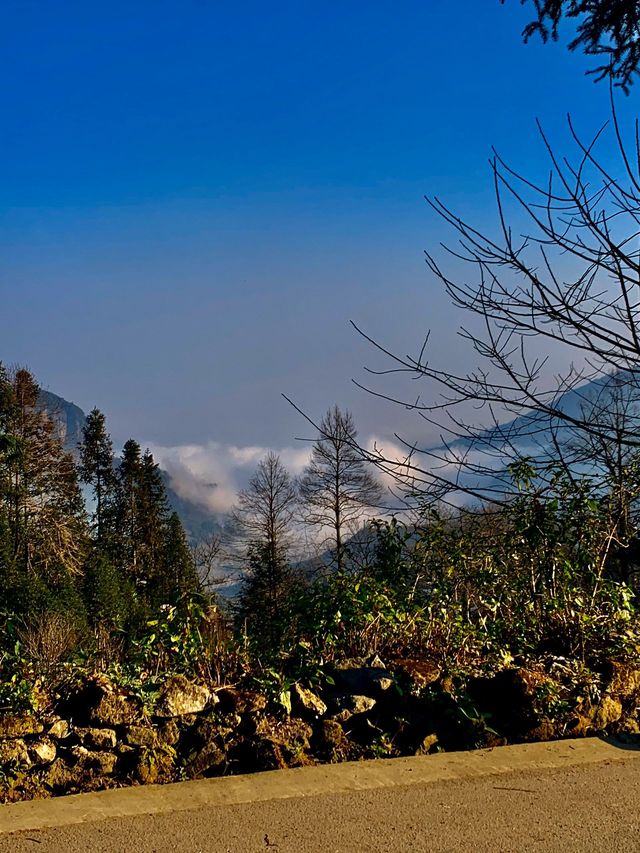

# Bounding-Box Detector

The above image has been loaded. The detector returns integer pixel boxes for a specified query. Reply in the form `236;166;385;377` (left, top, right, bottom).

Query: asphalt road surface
1;741;639;852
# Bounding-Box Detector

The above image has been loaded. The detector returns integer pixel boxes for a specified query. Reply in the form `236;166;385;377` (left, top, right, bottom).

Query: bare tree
299;406;383;572
353;102;640;509
191;533;225;594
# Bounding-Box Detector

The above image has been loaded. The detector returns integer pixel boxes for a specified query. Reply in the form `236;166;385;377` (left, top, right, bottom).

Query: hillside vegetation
1;363;640;802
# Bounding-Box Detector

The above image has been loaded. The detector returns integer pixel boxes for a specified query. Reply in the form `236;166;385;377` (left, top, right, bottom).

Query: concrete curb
1;737;638;835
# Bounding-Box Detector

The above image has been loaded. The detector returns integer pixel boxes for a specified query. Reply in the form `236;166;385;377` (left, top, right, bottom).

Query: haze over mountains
40;369;628;542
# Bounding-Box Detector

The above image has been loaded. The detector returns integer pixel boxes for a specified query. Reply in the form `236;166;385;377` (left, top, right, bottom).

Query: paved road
2;740;639;852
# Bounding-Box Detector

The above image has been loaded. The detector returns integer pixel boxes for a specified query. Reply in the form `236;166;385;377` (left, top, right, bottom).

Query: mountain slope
37;390;223;543
38;390;86;454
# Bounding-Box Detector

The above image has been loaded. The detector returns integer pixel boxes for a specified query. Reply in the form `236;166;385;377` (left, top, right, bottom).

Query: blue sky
1;0;633;476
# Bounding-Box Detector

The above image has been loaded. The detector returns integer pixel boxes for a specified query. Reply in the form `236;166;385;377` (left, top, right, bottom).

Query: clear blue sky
1;0;630;453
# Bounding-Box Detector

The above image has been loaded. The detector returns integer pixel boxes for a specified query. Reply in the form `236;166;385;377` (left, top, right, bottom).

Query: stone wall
2;658;639;803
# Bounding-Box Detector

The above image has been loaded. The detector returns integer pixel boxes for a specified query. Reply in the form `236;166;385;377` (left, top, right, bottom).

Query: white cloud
146;440;312;515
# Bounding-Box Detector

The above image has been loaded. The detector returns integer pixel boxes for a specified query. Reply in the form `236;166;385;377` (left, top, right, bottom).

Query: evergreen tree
114;441;174;601
152;512;200;606
115;439;143;583
83;550;131;628
137;450;170;594
237;542;297;653
0;367;87;587
78;408;116;546
508;0;640;89
0;508;17;612
233;453;299;650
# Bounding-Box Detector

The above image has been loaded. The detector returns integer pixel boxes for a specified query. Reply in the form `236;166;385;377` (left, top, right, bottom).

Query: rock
123;725;158;749
75;727;117;750
188;715;234;746
132;748;175;785
0;715;43;739
70;746;117;775
157;719;180;746
87;751;118;775
91;692;140;727
523;719;558;742
565;714;593;738
394;659;441;691
246;717;314;771
59;675;141;727
154;675;212;718
329;694;377;723
27;738;57;766
466;667;557;738
69;745;90;764
291;684;327;718
43;759;76;791
619;718;640;735
603;661;640;698
217;688;267;715
256;717;313;749
48;719;71;740
0;738;30;767
185;742;226;778
220;712;242;730
317;719;350;758
440;675;455;694
592;696;623;730
334;664;394;698
180;715;235;777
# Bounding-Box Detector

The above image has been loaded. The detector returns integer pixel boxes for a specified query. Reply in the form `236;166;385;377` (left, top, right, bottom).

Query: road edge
1;737;637;835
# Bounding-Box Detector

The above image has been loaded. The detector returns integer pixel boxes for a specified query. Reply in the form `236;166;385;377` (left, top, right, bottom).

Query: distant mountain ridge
37;389;222;543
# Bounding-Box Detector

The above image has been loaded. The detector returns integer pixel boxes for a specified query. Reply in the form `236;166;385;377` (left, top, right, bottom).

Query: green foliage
128;595;238;682
152;512;200;607
0;613;37;713
78;407;118;550
1;362;640;720
250;667;296;715
236;543;299;658
289;568;429;664
83;551;132;629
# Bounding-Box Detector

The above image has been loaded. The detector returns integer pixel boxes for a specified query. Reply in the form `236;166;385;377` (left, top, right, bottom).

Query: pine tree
0;367;87;586
299;406;383;572
114;441;174;601
83;550;131;628
233;453;299;650
115;439;143;583
152;512;200;606
0;508;17;612
137;449;170;591
78;408;116;546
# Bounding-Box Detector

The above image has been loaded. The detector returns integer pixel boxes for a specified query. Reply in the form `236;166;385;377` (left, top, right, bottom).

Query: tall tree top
510;0;640;88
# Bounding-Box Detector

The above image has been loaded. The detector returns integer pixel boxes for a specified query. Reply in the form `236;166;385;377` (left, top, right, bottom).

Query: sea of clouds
147;435;409;517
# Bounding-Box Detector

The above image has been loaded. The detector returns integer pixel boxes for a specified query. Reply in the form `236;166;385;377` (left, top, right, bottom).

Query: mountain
38;390;87;455
37;390;223;543
418;370;638;501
